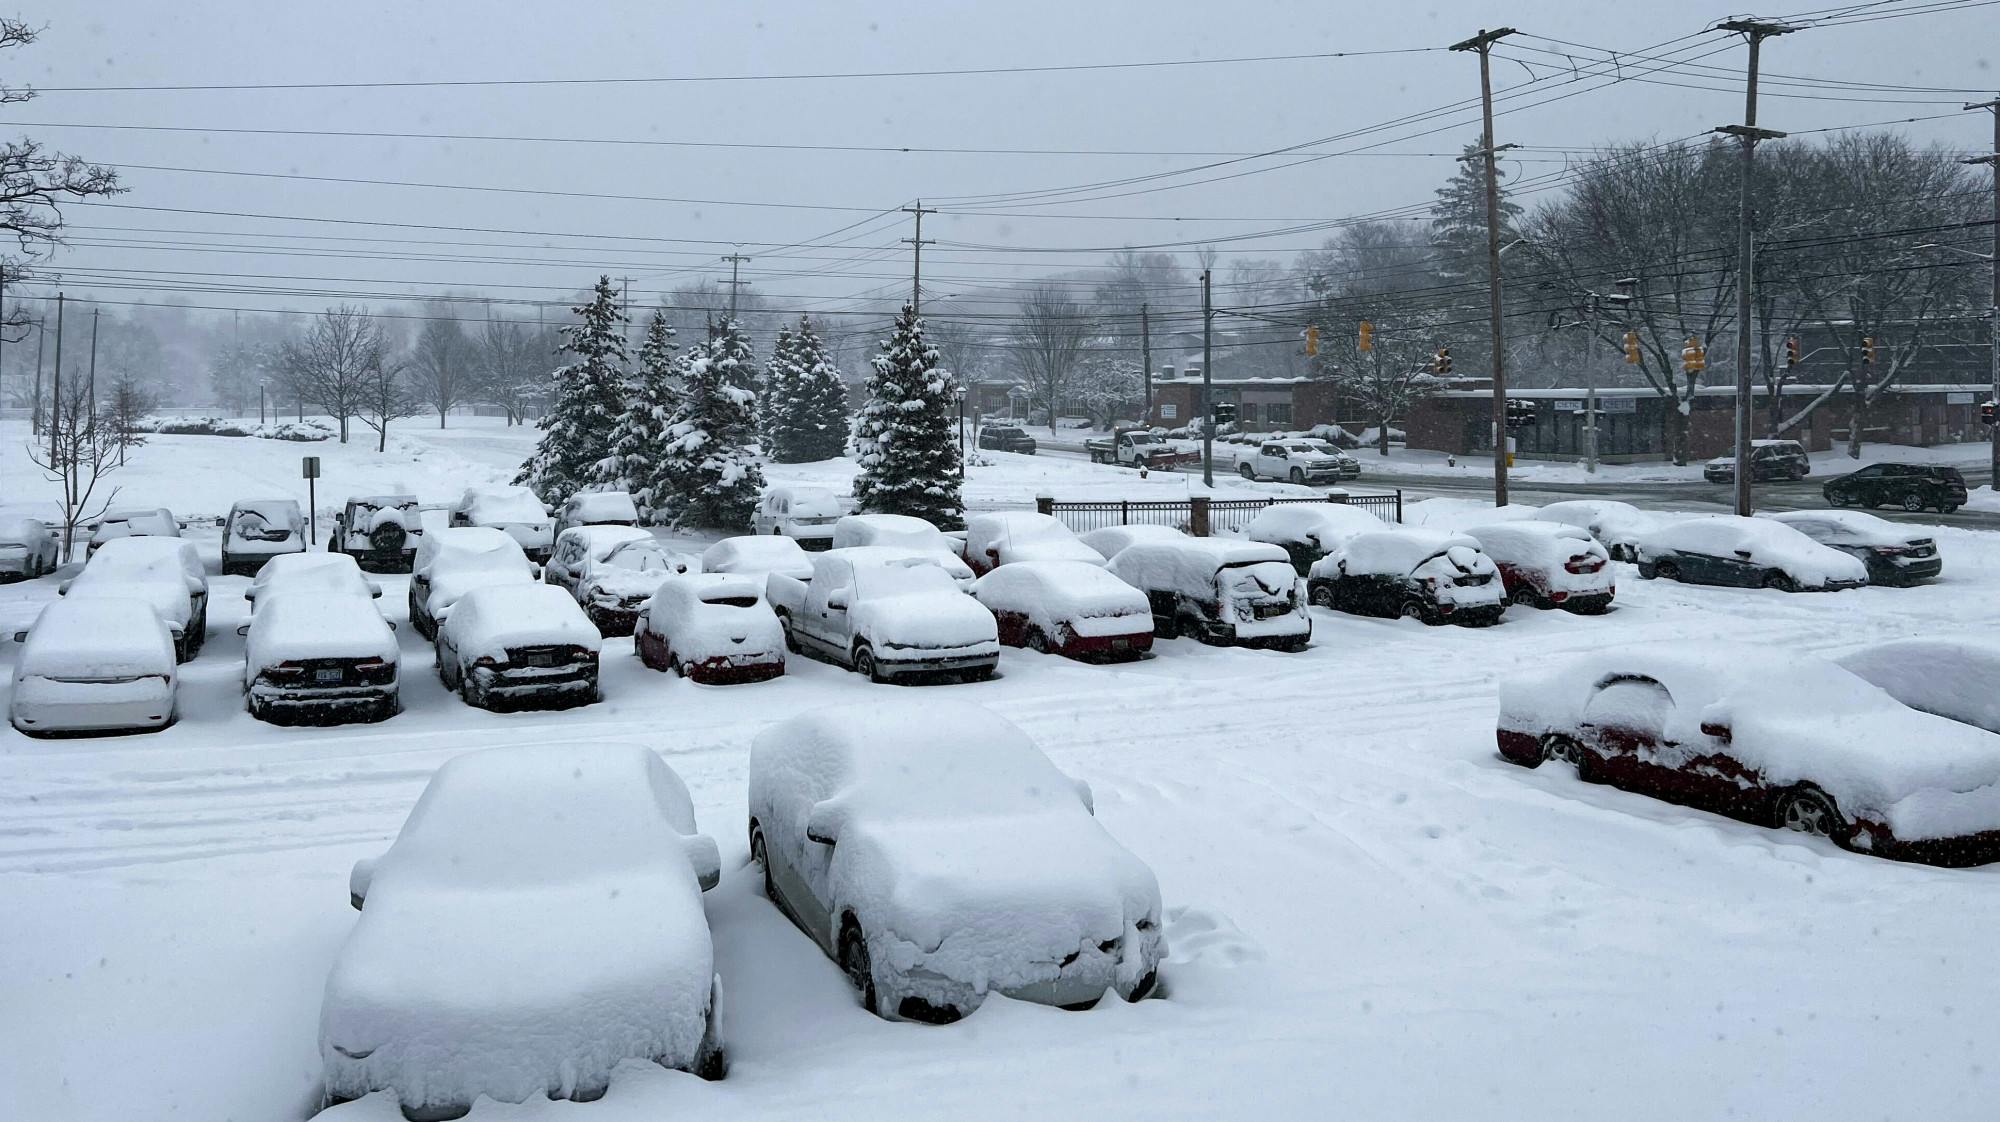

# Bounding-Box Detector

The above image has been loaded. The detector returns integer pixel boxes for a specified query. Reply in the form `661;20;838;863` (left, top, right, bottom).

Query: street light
258;377;269;425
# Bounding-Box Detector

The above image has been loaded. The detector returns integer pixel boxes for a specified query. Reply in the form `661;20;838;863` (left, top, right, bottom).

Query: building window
1160;403;1178;420
1238;401;1259;424
1266;403;1293;426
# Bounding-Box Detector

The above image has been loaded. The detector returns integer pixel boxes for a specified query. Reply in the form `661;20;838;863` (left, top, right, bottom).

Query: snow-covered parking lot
5;424;1999;1121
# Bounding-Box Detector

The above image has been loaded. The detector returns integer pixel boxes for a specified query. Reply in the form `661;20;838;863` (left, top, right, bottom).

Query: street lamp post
259;378;268;425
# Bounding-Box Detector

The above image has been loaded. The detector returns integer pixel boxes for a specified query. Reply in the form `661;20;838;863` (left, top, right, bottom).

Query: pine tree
515;276;629;503
767;315;850;463
656;317;765;530
853;304;962;528
1430;139;1523;289
759;323;798;451
596;309;680;520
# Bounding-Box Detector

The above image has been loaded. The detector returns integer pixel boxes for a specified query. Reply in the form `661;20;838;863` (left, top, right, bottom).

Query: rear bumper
877;650;999;678
1553;589;1615;613
1496;727;1542;766
585;603;645;636
11;679;175;734
1853;823;2000;868
473;664;598;703
1436;601;1506;626
1060;631;1153;660
1871;555;1942;584
249;682;397;720
686;655;785;685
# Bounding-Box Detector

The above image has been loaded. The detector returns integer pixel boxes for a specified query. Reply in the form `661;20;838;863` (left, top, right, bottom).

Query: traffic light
1211;402;1237;425
1982;401;1995;427
1304;325;1320;357
1433;346;1452;375
1682;336;1707;373
1358;320;1374;352
1504;398;1539;430
1623;330;1641;365
1785;336;1801;368
1861;335;1877;366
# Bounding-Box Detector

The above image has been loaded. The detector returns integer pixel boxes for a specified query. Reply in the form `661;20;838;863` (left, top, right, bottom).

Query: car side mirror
825;592;849;611
235;624;251;637
805;801;842;846
57;580;70;595
386;620;398;632
530;565;544;580
10;631;25;643
682;833;721;892
1733;549;1753;560
1699;720;1732;743
349;857;377;911
367;581;383;598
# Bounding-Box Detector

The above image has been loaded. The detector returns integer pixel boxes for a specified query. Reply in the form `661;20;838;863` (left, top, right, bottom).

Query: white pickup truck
765;547;999;683
1238;440;1360;485
1085;429;1197;469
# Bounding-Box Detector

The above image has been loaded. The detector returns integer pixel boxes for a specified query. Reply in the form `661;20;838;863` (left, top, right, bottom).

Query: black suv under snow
1823;463;1968;514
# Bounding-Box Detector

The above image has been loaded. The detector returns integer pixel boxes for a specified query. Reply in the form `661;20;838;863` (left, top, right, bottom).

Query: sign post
302;456;321;546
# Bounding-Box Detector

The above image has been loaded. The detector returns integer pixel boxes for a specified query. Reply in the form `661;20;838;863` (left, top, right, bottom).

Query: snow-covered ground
4;419;1999;1121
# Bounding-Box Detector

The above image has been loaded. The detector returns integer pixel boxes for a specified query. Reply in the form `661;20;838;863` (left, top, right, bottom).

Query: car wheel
838;918;881;1016
1289;468;1306;485
853;644;883;683
1943;503;1960;514
1398;600;1430;624
1763;571;1799;593
750;828;777;903
1900;492;1925;512
1238;463;1256;480
459;673;483;709
1308;584;1335;609
1025;627;1049;654
1827;491;1850;507
1125;969;1159;1002
1653;559;1680;582
399;1100;472;1122
1775;784;1847;843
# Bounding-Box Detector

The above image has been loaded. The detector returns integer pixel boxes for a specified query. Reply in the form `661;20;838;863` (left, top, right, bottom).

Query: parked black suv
1822;463;1967;514
1704;439;1810;483
977;425;1038;455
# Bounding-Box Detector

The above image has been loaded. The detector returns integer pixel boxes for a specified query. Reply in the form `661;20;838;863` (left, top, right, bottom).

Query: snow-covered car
747;701;1165;1022
0;514;60;580
1245;502;1387;576
330;495;424;573
449;484;555;562
970;560;1153;661
766;547;1000;683
751;486;846;549
831;513;976;587
553;489;641;536
1536;499;1660;563
636;573;786;684
243;591;399;725
1836;636;2000;735
1078;523;1188;563
961;511;1103;575
1107;538;1310;650
322;743;725;1117
1465;520;1615;613
1633;516;1867;593
700;534;815;584
1760;509;1942;586
220;498;307;576
1497;646;2000;867
434;583;602;711
408;527;536;640
544;524;651;598
1703;438;1810;484
1238;439;1359;485
84;506;178;558
64;537;209;661
1308;529;1505;626
244;552;383;612
574;537;698;636
8;598;177;736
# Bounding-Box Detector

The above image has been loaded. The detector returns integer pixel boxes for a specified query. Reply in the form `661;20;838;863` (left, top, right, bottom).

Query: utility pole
720;254;752;320
902;201;936;312
1450;27;1517;507
1201;269;1214;487
1966;96;1999;487
30;316;43;438
49;292;64;467
1715;17;1796;517
1140;302;1153;425
87;307;99;441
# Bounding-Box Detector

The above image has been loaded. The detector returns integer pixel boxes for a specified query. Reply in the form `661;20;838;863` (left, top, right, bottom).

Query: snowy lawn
4;422;1999;1120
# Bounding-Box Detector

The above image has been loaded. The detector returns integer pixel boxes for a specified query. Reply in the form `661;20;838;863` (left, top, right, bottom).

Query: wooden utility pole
1140;302;1153;425
1201;270;1214;487
30;316;43;438
1450;27;1517;507
1715;18;1796;516
1966;97;1999;486
49;292;64;467
87;308;99;441
902;201;936;312
720;254;752;320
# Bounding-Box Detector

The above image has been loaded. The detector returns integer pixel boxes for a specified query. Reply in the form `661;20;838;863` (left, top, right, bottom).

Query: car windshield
854;560;957;598
1127;433;1159;445
603;543;672;572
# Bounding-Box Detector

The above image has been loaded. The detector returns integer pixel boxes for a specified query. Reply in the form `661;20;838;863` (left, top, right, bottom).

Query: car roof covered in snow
78;536;203;583
444;582;600;653
1107;538;1291;597
455;485;547;524
248;552;375;603
770;487;845;517
0;514;49;540
20;597;176;679
246;590;396;667
701;534;812;579
419;526;525;574
229;498;301;520
972;560;1150;616
1245;503;1385;550
1465;520;1605;563
1638;514;1849;558
564;490;640;521
1326;529;1490;578
350;494;418;509
1536;499;1654;534
92;507;178;538
1836;636;2000;736
1761;509;1926;547
1078;523;1186;561
832;513;948;551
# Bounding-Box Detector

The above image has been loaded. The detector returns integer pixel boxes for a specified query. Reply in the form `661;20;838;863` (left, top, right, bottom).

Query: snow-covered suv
330;495;424;573
766;548;999;683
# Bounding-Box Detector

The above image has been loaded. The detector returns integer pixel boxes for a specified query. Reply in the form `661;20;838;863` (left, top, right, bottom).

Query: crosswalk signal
1358;320;1374;352
1623;330;1641;365
1785;336;1801;368
1304;325;1319;357
1682;336;1707;373
1861;335;1877;366
1433;346;1452;375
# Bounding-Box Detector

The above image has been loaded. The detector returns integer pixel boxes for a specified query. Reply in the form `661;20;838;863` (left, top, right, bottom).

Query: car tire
1539;733;1589;776
1289;468;1306;485
1827;491;1850;507
750;828;777;903
853;643;883;683
1943;503;1960;514
1900;492;1925;512
1763;571;1798;593
1238;463;1256;480
670;654;688;679
1775;784;1847;844
961;665;995;683
1652;559;1680;582
1398;600;1430;625
1308;584;1335;609
838;918;881;1017
459;673;483;710
399;1099;472;1122
1125;969;1159;1002
1025;627;1049;654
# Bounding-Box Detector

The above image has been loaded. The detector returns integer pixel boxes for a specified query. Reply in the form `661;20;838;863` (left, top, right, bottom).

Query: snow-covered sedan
961;511;1104;575
449;484;555;562
572;537;697;636
543;524;651;598
242;591;399;725
1497;647;2000;867
435;584;602;711
970;560;1154;661
636;573;785;684
8;599;177;736
408;527;536;640
1632;516;1867;593
1108;538;1309;650
220;498;306;577
322;743;725;1117
0;514;61;581
766;548;999;683
1246;502;1387;576
63;537;209;661
244;552;383;612
554;489;641;536
84;506;179;558
701;534;815;584
1465;520;1615;613
1307;529;1504;626
831;513;977;587
748;701;1165;1023
1760;509;1942;586
1537;499;1659;562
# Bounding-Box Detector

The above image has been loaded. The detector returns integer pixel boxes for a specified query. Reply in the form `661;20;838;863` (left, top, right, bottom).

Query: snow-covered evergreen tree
655;317;764;530
759;323;798;451
514;276;629;503
707;314;761;395
766;315;850;463
595;308;680;520
853;304;962;528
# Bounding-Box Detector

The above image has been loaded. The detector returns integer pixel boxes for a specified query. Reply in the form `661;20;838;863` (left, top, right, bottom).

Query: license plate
314;668;344;683
521;652;555;667
1111;638;1130;650
1255;604;1286;619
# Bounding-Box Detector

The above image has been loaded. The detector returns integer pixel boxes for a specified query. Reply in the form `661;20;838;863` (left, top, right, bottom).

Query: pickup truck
766;547;999;683
1085;430;1197;469
1238;440;1360;485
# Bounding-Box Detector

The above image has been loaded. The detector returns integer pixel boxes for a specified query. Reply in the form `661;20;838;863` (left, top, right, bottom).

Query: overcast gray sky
9;0;1998;330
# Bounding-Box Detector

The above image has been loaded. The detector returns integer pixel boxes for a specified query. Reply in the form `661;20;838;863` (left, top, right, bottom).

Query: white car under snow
449;485;555;562
1078;523;1187;563
8;598;178;735
64;537;209;661
322;743;725;1117
748;701;1165;1023
831;513;976;586
766;548;1000;683
242;590;399;725
408;526;536;640
243;552;382;612
961;511;1104;575
434;583;602;711
700;534;815;584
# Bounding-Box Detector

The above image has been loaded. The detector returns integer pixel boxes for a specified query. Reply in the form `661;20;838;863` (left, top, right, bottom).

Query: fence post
1190;495;1210;537
1036;495;1054;517
1394;489;1403;524
1121;499;1129;526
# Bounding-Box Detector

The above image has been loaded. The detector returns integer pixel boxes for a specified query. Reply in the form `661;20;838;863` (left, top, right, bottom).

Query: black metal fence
1036;491;1401;536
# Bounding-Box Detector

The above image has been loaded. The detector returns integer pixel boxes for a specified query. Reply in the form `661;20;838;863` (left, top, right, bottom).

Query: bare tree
98;375;156;467
24;377;123;561
356;350;420;453
476;316;548;425
278;306;391;442
409;308;472;428
1312;310;1446;456
1012;284;1092;433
